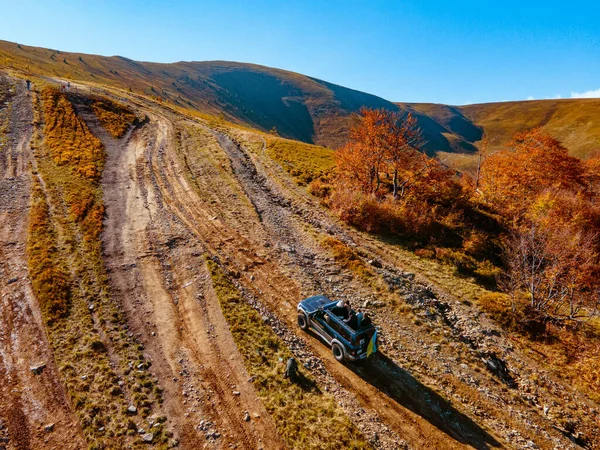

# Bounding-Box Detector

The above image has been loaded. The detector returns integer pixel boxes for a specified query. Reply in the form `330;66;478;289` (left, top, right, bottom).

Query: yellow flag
367;330;377;357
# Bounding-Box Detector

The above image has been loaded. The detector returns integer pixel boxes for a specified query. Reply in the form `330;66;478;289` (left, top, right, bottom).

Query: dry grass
320;236;374;280
27;86;169;449
41;86;104;181
0;79;12;149
27;178;71;322
206;258;371;450
91;97;137;138
265;136;335;185
461;99;600;160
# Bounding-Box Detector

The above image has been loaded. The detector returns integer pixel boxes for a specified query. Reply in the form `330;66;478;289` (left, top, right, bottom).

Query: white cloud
526;96;535;100
571;88;600;98
553;94;562;99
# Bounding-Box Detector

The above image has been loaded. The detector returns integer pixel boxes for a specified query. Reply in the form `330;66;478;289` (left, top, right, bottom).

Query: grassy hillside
401;99;600;166
0;39;398;148
460;99;600;159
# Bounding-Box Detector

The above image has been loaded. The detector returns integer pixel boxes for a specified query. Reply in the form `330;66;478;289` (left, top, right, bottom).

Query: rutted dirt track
3;73;600;449
0;78;85;449
93;95;499;449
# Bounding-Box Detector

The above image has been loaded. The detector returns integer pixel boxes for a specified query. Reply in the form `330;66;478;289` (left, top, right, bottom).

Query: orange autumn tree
503;193;599;325
478;128;600;324
333;108;461;237
479;128;586;216
336;107;447;199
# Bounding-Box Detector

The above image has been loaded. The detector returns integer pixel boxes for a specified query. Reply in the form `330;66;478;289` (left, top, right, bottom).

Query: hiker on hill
67;81;71;92
25;79;31;91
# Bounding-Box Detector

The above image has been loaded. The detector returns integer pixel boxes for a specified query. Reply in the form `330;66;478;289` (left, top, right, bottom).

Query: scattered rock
243;411;250;422
232;391;240;396
44;423;54;433
362;300;370;308
127;405;137;414
30;363;46;375
7;277;18;284
141;432;154;443
368;259;382;268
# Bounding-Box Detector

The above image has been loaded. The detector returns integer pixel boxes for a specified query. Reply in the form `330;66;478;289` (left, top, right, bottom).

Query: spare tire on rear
297;312;309;331
332;342;345;362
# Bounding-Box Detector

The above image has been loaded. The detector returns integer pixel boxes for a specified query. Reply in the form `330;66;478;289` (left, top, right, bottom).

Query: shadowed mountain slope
0;39;399;148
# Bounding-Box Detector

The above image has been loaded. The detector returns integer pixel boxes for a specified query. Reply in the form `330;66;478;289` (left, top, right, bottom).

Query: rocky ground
0;73;598;449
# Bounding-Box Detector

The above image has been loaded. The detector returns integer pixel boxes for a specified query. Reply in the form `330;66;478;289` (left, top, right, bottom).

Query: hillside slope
400;99;600;161
0;39;397;148
2;65;600;448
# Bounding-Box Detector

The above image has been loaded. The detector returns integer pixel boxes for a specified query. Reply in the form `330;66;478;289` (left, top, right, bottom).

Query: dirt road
91;92;500;448
0;76;85;449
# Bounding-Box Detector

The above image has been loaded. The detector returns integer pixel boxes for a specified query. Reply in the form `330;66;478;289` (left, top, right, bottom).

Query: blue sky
1;0;599;105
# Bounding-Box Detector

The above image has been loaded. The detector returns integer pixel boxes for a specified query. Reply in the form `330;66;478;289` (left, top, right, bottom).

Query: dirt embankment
0;76;85;450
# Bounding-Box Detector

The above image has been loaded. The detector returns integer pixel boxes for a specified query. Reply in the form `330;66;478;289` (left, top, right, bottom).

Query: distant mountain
2;39;600;160
0;40;397;148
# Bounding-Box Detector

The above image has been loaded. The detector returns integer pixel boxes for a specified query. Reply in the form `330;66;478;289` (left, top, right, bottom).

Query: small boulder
127;405;138;414
243;412;250;422
141;432;154;443
44;423;55;433
30;363;46;375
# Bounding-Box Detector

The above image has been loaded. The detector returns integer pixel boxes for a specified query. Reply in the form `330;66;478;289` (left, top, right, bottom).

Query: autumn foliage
332;108;462;238
329;111;600;329
477;128;600;325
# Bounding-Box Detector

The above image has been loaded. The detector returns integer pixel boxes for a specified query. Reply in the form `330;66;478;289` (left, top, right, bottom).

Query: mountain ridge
2;39;600;163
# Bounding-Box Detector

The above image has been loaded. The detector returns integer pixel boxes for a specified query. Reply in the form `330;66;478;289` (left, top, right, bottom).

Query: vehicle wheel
297;313;309;331
332;342;345;362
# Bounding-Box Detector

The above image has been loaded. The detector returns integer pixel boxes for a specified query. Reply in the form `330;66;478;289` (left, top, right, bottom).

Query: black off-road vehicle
297;295;378;362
